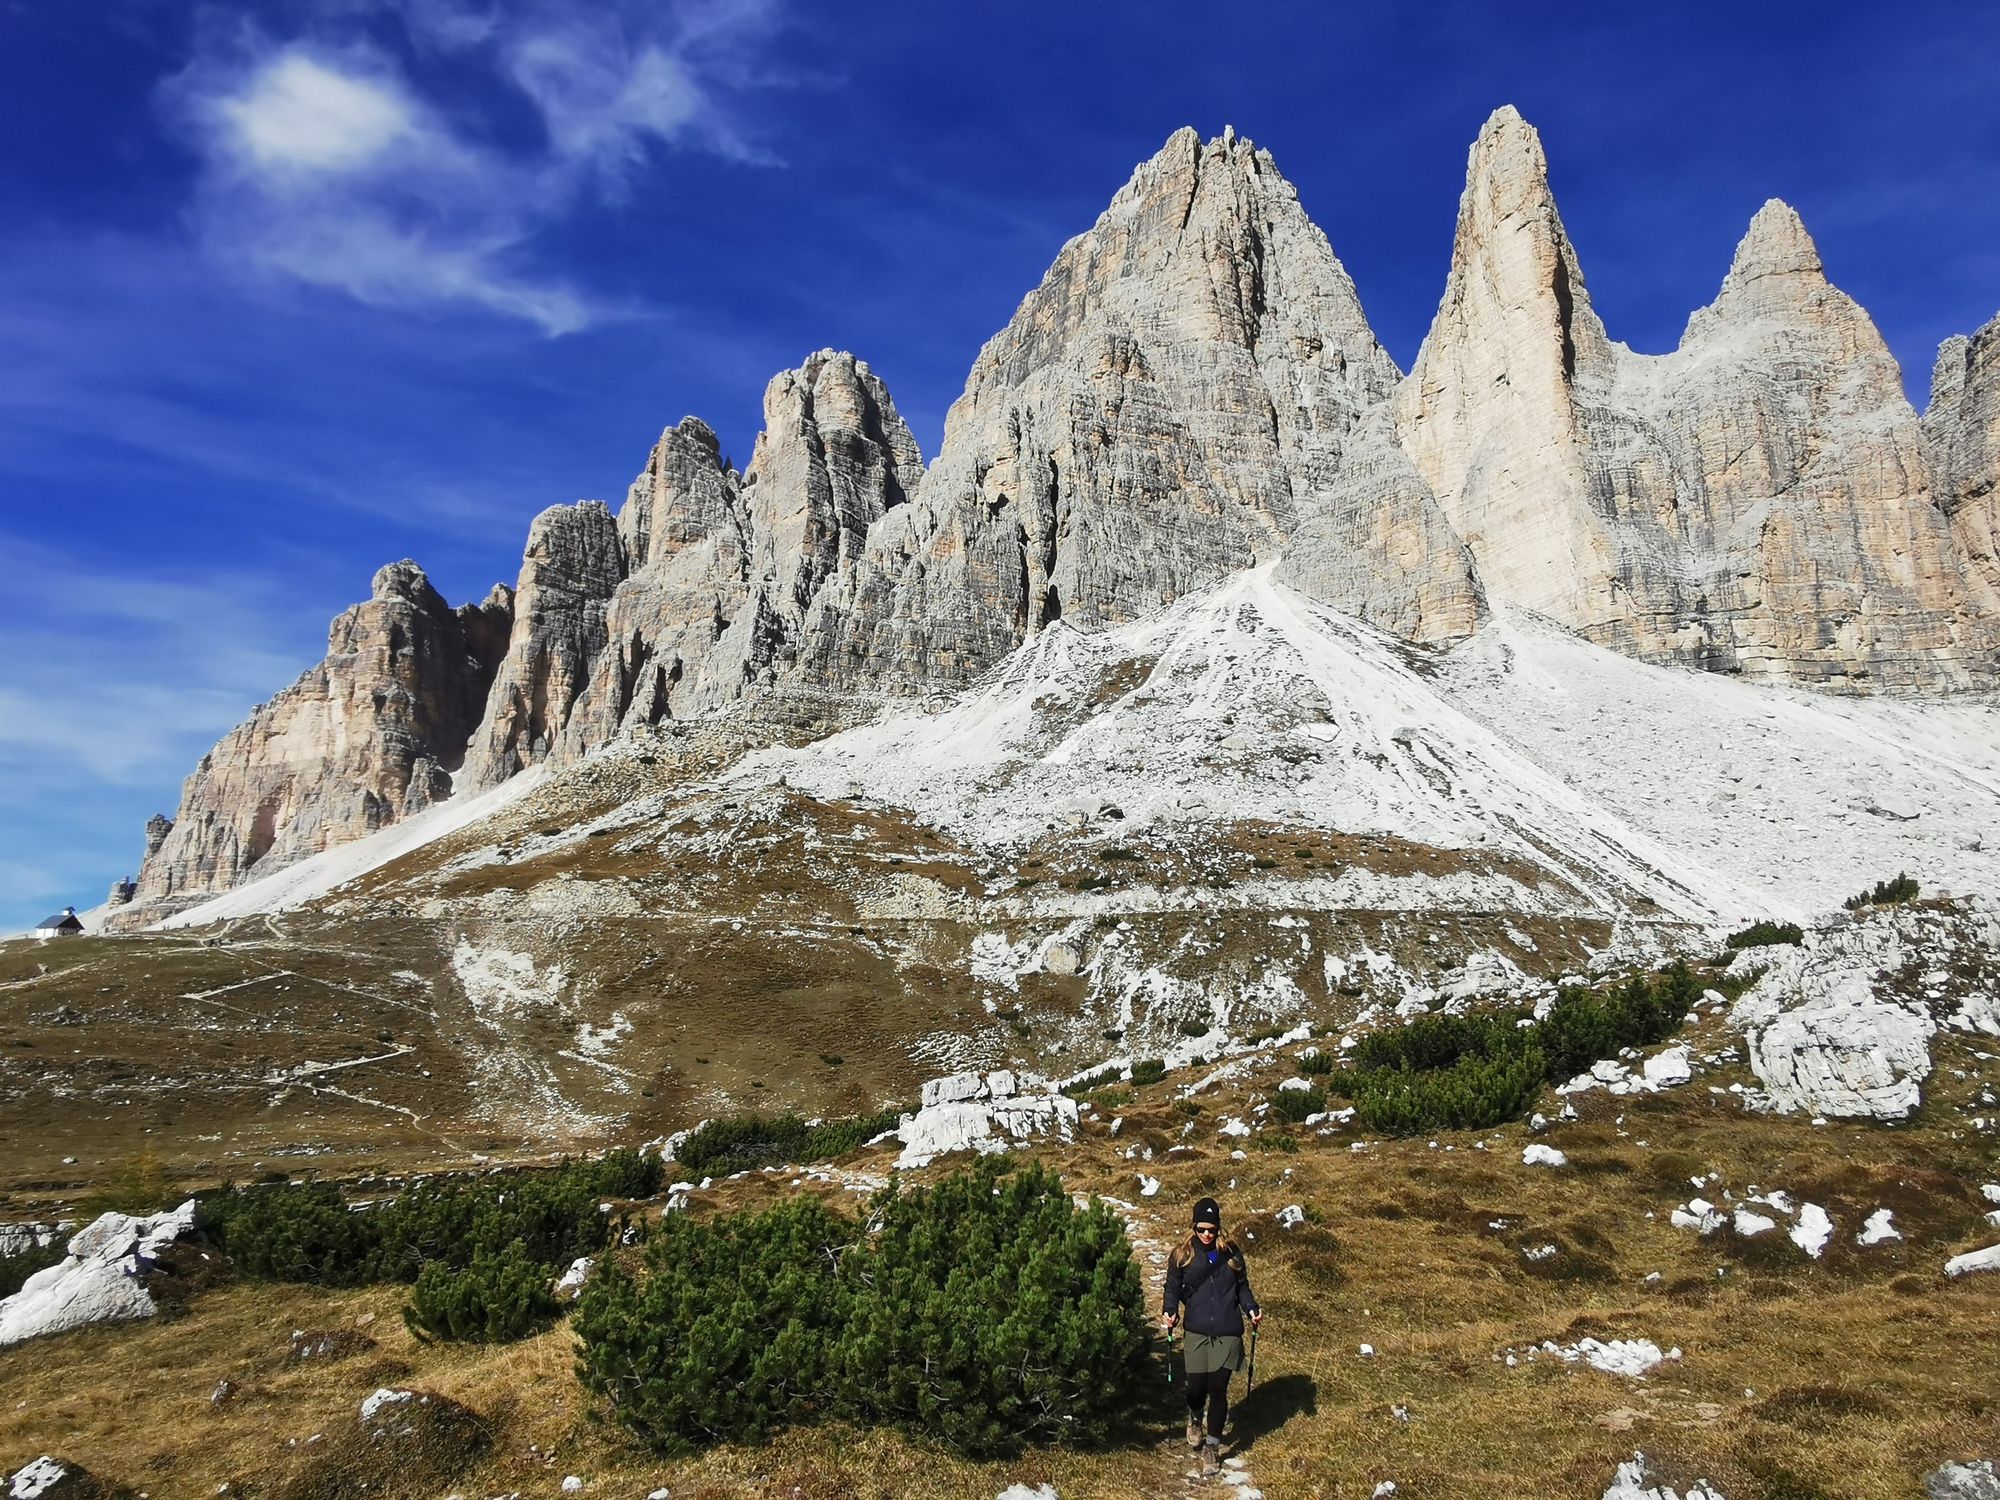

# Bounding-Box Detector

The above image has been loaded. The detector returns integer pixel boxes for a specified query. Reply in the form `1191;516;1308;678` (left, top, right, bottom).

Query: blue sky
2;0;1997;932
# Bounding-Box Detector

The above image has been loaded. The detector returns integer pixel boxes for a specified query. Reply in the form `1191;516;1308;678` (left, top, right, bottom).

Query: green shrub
1062;1066;1121;1097
574;1163;1147;1459
574;1196;854;1451
0;1239;66;1298
206;1180;380;1287
1297;1049;1334;1076
1844;872;1920;911
1349;1046;1548;1134
1725;920;1804;950
1270;1084;1327;1123
210;1149;655;1295
837;1161;1147;1456
1352;1011;1525;1074
1337;962;1700;1137
1129;1058;1167;1086
1176;1017;1210;1038
674;1110;901;1179
369;1169;609;1283
405;1239;560;1343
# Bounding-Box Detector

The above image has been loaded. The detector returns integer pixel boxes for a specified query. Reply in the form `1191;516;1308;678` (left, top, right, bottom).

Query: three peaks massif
121;108;2000;921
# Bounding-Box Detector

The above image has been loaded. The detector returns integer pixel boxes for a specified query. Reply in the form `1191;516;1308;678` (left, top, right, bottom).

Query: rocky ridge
1395;106;1998;690
132;563;510;906
120;111;2000;915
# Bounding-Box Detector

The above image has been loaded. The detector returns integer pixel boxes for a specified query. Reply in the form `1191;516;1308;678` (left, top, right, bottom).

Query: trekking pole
1165;1325;1177;1384
1246;1324;1259;1393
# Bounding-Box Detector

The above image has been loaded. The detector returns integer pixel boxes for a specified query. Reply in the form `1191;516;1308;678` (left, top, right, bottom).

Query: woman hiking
1161;1195;1262;1473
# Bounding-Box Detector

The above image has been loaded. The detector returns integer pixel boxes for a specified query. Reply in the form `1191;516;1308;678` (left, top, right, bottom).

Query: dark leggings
1185;1366;1231;1439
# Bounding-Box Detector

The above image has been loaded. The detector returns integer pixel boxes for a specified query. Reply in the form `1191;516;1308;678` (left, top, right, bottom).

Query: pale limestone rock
127;563;511;913
0;1201;197;1347
1925;1461;2000;1500
461;502;623;787
1397;106;1997;691
1601;1452;1727;1500
1729;919;1937;1120
807;127;1482;698
559;354;924;761
1925;312;2000;597
897;1069;1078;1168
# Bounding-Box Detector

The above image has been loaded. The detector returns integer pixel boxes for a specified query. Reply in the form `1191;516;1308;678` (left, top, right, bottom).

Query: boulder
897;1070;1079;1169
1926;1460;2000;1500
0;1201;198;1347
4;1456;135;1499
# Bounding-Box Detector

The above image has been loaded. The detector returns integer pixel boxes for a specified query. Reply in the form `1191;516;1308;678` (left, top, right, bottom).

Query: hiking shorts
1182;1332;1244;1375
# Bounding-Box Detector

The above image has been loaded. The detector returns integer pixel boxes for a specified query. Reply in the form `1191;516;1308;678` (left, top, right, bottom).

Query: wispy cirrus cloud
161;0;785;334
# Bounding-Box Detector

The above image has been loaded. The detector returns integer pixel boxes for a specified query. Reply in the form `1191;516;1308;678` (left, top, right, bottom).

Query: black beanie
1192;1197;1222;1229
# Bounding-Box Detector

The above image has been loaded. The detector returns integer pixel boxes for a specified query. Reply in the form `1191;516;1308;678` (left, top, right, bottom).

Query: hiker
1161;1195;1261;1471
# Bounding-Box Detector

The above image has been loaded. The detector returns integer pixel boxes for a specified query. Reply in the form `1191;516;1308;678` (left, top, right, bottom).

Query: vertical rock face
489;351;926;781
459;501;625;788
132;563;511;906
1924;312;2000;596
1394;107;1627;636
800;126;1481;696
1396;106;1997;690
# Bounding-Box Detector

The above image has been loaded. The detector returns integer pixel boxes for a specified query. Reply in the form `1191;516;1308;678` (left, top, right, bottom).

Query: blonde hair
1169;1227;1242;1270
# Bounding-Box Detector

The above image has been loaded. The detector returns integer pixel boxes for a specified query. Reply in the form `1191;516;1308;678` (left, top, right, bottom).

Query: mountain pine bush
574;1161;1147;1459
1129;1058;1167;1085
1270;1082;1328;1123
405;1238;560;1343
573;1195;858;1450
674;1110;901;1178
839;1160;1149;1456
1725;920;1804;950
1336;962;1700;1136
206;1179;380;1286
1349;1046;1548;1134
1844;872;1920;910
209;1149;654;1342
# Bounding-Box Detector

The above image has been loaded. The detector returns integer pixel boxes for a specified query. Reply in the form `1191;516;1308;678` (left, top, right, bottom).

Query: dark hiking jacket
1163;1243;1259;1337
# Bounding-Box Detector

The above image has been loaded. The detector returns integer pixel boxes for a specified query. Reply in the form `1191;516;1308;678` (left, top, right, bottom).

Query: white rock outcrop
1397;106;1997;693
1945;1244;2000;1279
897;1070;1079;1169
1925;1460;2000;1500
1601;1452;1727;1500
1729;914;1948;1120
0;1201;197;1347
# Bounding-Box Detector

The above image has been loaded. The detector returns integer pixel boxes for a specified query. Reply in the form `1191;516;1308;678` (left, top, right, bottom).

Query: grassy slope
2;1006;1996;1500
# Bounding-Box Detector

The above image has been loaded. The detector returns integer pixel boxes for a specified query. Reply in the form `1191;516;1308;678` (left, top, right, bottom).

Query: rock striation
1396;106;1998;690
798;125;1482;690
1925;311;2000;597
129;563;511;910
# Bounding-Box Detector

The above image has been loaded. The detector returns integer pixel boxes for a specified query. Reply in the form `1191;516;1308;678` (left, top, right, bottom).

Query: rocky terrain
107;107;2000;920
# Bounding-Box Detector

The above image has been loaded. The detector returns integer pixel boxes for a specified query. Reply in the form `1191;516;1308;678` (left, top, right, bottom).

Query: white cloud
164;3;785;334
219;52;414;174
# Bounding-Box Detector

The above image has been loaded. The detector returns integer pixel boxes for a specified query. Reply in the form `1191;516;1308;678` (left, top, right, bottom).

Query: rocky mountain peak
115;110;2000;918
1727;198;1823;283
1393;106;1613;630
370;559;445;609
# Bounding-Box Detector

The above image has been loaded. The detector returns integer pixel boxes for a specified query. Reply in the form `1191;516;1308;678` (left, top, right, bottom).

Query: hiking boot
1185;1413;1204;1449
1200;1438;1222;1477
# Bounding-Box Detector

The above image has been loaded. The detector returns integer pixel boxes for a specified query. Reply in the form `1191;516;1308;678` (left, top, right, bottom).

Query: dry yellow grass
5;1013;1998;1499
